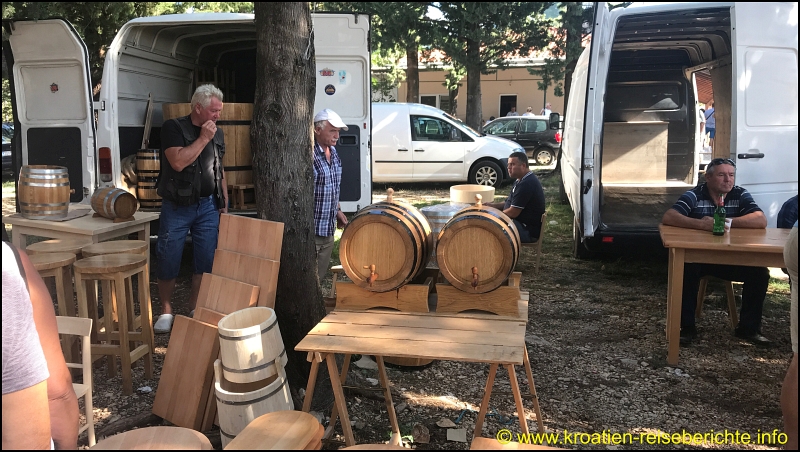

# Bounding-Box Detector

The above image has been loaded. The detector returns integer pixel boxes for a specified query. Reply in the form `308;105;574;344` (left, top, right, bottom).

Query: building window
439;95;451;114
420;95;437;108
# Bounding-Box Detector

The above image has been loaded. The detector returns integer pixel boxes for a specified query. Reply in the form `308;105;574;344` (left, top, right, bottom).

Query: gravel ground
2;171;793;450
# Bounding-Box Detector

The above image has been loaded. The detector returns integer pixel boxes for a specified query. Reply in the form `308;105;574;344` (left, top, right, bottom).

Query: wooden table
659;224;790;365
296;309;540;447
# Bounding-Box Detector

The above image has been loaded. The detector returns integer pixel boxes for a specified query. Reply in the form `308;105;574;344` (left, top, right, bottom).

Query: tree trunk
448;86;459;115
252;2;326;399
465;39;483;130
405;44;419;103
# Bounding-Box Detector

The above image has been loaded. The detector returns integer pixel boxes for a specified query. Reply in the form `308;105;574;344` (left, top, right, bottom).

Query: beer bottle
713;194;726;236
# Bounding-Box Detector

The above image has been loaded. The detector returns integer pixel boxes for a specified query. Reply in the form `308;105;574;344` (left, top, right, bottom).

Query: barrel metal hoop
19;201;70;207
219;429;235;439
109;190;125;217
215;376;288;406
101;189;115;217
219;317;278;341
20;181;70;187
221;349;286;374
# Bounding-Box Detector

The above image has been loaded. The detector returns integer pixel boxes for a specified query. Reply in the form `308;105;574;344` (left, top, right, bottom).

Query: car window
411;115;465;142
485;120;517;135
2;124;13;141
522;119;547;133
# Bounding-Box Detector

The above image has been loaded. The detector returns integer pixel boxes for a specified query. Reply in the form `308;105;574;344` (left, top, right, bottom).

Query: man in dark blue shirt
662;158;770;346
487;152;546;242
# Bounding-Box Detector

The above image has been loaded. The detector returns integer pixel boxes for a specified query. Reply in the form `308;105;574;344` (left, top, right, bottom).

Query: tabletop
659;224;789;252
295;310;526;365
3;206;159;236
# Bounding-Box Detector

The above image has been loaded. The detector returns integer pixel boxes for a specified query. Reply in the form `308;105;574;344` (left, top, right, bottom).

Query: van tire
469;161;503;187
572;218;593;260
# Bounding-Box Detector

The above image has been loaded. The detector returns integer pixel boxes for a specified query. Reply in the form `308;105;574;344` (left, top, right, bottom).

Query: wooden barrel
420;203;469;268
214;360;293;449
162;102;253;186
450;184;495;204
218;307;288;384
136;149;161;209
436;201;521;293
18;165;71;220
339;197;432;292
91;187;138;220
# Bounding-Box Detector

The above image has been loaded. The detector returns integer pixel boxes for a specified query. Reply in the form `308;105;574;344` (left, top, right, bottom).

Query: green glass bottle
713;194;726;236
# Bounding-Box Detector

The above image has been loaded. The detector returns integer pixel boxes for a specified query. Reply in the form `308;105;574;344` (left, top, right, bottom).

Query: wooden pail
339;193;432;292
136;149;161;209
90;187;139;220
214;360;293;449
437;199;520;293
18;165;71;220
217;307;288;384
450;184;495;204
162;103;253;185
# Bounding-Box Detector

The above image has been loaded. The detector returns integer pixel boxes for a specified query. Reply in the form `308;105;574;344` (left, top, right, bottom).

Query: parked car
482;116;561;166
2;123;13;176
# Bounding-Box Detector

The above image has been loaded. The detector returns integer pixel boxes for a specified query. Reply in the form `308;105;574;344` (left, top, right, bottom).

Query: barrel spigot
471;266;479;290
363;264;378;286
475;194;482;208
387;188;394;203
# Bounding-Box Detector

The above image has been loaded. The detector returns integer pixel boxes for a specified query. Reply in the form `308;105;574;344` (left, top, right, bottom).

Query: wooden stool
30;252;78;363
81;240;148;258
89;426;212;450
74;254;154;395
224;411;322;450
229;184;255;210
696;276;738;330
26;238;93;257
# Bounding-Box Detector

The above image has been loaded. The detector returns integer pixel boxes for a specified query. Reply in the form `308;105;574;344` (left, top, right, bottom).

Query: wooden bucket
18;165;71;220
437;198;520;293
450;184;495;204
218;307;288;384
214;360;293;449
91;187;139;220
162;102;253;186
339;190;432;292
136;148;161;209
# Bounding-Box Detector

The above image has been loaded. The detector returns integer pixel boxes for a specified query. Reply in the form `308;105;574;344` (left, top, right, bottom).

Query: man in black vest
154;84;227;333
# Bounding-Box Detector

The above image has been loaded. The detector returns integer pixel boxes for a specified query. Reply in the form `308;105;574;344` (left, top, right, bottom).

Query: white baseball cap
314;108;348;130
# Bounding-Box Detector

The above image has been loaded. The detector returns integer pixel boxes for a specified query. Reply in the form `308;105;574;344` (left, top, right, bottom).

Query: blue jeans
512;219;532;243
156;195;219;281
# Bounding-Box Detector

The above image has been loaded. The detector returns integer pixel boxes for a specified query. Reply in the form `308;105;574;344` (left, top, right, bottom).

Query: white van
561;2;798;256
372;102;523;187
4;13;372;212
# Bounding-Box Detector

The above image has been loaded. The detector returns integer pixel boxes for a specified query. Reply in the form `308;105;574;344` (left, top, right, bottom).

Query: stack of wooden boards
152;214;284;432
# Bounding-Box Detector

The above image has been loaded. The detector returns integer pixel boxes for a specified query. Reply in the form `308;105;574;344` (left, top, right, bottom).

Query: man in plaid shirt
313;109;349;281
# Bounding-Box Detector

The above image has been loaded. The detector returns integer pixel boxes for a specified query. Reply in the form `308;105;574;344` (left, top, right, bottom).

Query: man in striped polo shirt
662;158;771;347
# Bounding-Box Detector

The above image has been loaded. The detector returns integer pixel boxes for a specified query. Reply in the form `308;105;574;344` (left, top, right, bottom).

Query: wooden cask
217;307;287;384
437;202;520;293
339;198;432;292
90;187;138;220
18;165;71;220
162;102;253;186
136;148;161;209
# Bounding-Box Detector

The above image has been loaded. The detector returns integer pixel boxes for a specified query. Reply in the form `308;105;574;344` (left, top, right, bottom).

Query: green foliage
372;48;405;102
1;79;11;123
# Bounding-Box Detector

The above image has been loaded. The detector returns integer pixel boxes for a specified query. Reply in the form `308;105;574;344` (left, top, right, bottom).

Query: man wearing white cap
313;109;349;281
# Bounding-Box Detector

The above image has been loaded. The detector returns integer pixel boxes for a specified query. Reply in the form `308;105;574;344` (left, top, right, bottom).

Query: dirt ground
2;172;793;450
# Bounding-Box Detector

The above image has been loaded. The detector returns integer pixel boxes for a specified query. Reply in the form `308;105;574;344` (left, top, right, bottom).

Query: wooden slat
217;214;284;261
296;335;523;365
320;310;525;333
212;250;279;309
308;323;522;347
659;224;789;253
193;307;226;326
195;273;260;314
335;279;430;312
436;284;521;317
152;316;220;430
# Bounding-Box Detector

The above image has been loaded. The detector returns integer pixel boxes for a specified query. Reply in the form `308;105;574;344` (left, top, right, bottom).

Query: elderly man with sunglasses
662;158;770;347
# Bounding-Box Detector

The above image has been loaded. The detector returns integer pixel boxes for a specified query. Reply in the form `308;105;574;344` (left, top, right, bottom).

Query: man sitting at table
661;157;770;346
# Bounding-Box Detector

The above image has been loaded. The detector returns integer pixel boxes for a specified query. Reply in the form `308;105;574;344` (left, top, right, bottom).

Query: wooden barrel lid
73;254;147;274
82;240;148;257
29;252;76;271
89;426;212;450
26;238;93;256
224;411;321;450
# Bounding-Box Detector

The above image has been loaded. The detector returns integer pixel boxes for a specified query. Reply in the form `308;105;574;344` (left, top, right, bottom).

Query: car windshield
443;112;480;138
2;124;13;141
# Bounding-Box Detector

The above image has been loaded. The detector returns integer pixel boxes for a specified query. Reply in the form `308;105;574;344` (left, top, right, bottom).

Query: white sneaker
190;310;195;318
154;314;175;334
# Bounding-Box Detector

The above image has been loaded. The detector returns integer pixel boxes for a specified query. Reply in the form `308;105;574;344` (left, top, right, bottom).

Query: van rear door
579;2;611;238
3;18;96;202
731;2;798;225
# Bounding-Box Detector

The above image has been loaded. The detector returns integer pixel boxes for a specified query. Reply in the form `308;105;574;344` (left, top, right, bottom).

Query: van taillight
555;131;562;143
99;147;112;183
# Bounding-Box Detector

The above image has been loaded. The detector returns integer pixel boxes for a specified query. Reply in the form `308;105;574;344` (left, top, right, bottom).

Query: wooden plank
307;323;522;347
195;273;260;314
140;93;154;149
335;280;430;312
152;316;220;430
435;284;521;317
193;307;226;326
217;214;283;261
296;335;523;365
602;122;668;183
212;249;280;309
320;310;525;333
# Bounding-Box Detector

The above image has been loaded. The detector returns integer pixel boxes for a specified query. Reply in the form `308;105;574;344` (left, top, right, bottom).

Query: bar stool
74;254;154;394
224;411;322;450
89;426;212;450
26;238;93;257
30;252;78;363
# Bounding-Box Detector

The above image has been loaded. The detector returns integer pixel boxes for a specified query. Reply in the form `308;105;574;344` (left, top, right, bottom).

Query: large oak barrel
91;187;139;220
162;102;253;186
136;148;161;209
339;193;432;292
18;165;71;220
436;200;520;293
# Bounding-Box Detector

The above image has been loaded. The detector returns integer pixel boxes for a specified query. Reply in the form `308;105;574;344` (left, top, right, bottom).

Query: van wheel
469;161;503;187
533;147;554;166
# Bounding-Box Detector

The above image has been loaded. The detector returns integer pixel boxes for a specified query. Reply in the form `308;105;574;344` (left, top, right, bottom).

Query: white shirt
506;111;519;117
540;108;552;116
522;112;534;116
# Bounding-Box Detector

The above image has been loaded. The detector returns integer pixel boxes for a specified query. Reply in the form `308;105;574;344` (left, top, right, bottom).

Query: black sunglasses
708;158;736;169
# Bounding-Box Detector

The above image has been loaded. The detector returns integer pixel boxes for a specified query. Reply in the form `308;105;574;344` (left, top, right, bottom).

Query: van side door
410;115;470;181
3;18;96;202
731;2;798;225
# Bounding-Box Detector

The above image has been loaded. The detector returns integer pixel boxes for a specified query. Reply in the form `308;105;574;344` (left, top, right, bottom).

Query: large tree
430;2;553;129
251;2;325;398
